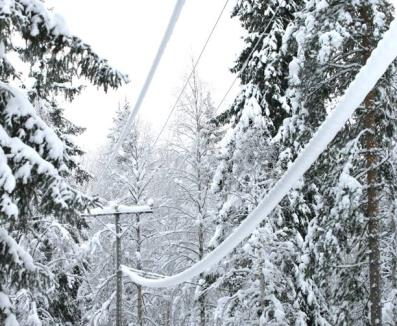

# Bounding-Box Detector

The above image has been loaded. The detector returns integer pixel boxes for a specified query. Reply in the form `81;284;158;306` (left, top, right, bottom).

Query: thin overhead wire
152;0;230;147
121;18;397;288
215;6;280;112
152;5;279;147
96;0;187;185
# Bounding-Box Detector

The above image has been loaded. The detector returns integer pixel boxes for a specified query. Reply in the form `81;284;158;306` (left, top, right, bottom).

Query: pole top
82;204;153;217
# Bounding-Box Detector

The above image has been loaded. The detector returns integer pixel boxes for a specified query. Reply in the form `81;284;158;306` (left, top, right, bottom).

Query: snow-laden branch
122;19;397;288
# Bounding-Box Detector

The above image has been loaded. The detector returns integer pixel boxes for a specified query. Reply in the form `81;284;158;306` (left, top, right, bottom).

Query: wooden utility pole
115;212;123;326
136;213;144;326
82;204;153;326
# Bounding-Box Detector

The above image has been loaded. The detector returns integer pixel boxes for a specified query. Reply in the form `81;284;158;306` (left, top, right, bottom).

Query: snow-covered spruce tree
281;0;397;324
216;0;301;135
0;1;127;324
163;70;217;326
82;102;160;326
210;1;328;325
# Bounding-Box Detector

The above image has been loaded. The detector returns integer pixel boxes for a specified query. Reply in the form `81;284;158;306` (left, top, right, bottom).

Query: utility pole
115;211;122;326
82;204;153;326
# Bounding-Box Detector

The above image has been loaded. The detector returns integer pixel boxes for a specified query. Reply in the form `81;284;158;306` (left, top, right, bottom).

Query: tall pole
81;205;153;325
115;213;123;326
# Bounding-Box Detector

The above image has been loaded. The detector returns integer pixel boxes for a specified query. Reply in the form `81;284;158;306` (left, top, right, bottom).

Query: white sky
49;0;244;152
49;1;397;154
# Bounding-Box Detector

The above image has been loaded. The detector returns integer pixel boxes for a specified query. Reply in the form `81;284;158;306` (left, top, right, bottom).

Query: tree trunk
166;297;172;326
363;91;382;326
259;262;266;324
361;6;382;324
391;204;397;290
198;222;206;326
137;285;143;326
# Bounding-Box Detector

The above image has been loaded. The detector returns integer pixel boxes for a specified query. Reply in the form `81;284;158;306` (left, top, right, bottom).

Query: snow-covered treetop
0;0;129;91
122;17;397;288
0;2;128;322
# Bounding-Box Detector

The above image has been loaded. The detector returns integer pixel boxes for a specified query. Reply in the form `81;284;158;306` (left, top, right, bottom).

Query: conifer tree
82;102;160;326
166;70;217;326
281;0;397;324
210;1;328;325
0;1;127;324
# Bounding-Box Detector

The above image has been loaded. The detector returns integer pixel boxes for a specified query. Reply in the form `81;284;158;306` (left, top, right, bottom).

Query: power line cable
95;0;187;186
152;4;279;146
96;1;277;189
215;6;280;112
121;15;397;288
152;0;230;147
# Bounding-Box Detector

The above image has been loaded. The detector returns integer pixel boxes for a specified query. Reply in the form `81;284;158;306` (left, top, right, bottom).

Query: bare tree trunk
198;222;205;326
259;262;266;324
166;298;172;326
391;204;397;290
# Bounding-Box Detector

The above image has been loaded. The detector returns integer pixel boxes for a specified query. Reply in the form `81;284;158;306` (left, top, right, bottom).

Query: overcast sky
48;0;243;152
50;0;397;153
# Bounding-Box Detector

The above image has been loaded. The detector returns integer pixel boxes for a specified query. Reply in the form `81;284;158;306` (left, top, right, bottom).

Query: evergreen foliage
0;1;127;324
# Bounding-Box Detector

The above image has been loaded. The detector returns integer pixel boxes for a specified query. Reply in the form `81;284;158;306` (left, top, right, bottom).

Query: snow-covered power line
152;0;230;147
97;0;186;184
122;19;397;288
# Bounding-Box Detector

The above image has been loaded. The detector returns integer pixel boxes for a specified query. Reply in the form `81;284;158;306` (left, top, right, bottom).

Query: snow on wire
97;0;186;187
122;19;397;288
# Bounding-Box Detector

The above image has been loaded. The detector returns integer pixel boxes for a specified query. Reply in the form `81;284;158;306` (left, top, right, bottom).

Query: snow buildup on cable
121;19;397;288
